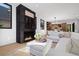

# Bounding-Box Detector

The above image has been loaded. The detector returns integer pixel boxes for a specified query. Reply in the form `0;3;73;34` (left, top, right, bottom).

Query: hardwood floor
0;43;30;56
0;41;57;56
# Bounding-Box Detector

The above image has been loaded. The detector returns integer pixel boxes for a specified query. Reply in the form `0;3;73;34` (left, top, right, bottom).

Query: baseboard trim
0;42;16;47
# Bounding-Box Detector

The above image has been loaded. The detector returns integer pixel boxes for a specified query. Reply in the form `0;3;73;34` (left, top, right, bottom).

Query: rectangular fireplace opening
24;31;35;42
25;36;32;41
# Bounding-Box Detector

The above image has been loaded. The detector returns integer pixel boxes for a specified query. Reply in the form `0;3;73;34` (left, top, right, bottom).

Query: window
0;3;12;29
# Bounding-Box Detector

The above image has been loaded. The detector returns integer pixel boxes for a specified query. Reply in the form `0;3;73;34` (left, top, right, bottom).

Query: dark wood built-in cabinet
16;4;36;43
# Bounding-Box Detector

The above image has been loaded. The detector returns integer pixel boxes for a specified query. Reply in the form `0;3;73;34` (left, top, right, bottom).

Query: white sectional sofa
47;32;79;56
47;38;76;56
30;31;79;56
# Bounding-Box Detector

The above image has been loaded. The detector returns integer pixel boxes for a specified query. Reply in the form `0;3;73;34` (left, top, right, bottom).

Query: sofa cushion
55;38;71;52
70;32;79;55
43;40;53;55
48;31;59;36
71;32;79;39
48;36;59;39
63;32;71;38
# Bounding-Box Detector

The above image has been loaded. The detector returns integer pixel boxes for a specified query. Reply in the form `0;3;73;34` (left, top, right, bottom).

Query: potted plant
34;33;42;42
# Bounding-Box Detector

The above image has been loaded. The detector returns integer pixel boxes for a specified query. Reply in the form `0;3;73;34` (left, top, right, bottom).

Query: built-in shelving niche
16;4;36;43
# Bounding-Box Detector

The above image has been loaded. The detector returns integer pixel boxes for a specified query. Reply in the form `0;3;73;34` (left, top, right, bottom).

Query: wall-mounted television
0;3;12;29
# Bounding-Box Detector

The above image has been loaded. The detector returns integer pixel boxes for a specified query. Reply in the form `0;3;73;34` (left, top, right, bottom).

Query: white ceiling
22;3;79;21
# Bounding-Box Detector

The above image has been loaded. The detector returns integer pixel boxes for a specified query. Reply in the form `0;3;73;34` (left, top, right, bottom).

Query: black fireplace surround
16;4;36;43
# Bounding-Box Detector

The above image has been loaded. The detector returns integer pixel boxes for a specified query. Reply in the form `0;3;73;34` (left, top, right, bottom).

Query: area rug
18;47;30;53
17;47;30;56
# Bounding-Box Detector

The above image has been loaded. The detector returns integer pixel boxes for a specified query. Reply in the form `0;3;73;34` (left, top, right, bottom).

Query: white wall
76;20;79;33
0;4;19;46
36;17;47;34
